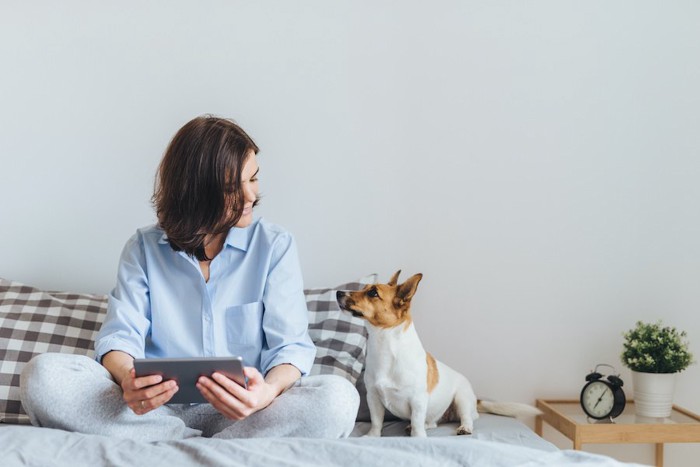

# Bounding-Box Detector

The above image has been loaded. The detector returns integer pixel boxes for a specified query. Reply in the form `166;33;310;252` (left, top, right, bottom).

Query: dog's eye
367;288;379;298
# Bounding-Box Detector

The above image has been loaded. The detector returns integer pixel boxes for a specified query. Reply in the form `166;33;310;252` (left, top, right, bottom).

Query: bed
0;277;644;466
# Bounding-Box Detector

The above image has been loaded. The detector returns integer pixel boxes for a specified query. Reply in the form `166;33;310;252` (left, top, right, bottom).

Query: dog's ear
388;270;401;286
396;273;422;303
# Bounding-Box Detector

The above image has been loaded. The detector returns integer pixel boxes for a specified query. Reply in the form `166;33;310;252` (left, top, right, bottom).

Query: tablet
133;356;247;404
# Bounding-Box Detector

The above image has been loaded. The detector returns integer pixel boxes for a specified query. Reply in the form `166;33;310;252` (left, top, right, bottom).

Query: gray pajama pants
20;353;359;442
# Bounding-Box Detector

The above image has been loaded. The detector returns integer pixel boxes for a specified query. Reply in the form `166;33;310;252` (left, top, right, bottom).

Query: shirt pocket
225;301;264;350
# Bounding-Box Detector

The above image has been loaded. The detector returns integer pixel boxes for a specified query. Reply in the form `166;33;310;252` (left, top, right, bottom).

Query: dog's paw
365;428;382;437
405;424;427;437
456;425;473;435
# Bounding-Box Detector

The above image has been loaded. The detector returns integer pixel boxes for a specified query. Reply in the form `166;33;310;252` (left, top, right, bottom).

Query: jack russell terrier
337;270;539;437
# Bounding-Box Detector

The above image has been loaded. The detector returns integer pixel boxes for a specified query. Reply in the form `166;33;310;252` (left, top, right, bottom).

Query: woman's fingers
211;372;250;402
207;366;262;408
121;369;163;392
137;384;179;414
121;369;178;415
132;374;165;390
243;366;264;387
196;367;275;421
197;379;245;419
140;380;178;401
197;375;257;419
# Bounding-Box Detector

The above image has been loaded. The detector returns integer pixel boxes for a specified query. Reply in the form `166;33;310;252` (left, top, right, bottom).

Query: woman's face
234;152;259;228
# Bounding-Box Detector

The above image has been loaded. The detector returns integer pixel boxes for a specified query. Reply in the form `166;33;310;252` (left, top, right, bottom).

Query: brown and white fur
337;270;539;437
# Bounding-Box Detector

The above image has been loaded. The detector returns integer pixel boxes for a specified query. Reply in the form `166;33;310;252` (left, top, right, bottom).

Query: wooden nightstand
535;399;700;467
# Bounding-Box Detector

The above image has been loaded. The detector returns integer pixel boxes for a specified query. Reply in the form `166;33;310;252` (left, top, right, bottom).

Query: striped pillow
304;274;376;384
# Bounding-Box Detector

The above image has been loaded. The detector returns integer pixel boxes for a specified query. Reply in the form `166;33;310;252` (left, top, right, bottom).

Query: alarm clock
580;364;626;420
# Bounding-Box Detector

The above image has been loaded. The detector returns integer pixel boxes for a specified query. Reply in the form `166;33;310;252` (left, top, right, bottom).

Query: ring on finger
140;400;146;409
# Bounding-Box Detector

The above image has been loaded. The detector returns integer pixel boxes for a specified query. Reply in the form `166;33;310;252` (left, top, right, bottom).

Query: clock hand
593;388;610;409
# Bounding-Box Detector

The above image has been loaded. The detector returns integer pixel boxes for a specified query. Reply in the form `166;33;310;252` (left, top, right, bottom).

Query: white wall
1;1;699;464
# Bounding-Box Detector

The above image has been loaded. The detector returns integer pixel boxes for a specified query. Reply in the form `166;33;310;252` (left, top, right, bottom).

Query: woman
20;115;359;440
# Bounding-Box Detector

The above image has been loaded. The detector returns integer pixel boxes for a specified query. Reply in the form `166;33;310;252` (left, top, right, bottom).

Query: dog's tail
477;400;542;417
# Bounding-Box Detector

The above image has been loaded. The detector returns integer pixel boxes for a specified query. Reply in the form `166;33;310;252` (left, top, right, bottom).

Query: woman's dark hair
152;115;259;261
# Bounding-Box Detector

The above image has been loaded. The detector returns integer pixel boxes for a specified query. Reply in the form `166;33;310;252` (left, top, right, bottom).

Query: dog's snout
336;291;355;311
336;291;347;308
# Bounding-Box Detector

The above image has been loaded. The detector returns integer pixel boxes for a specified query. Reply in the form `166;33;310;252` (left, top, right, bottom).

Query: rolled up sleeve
260;233;316;376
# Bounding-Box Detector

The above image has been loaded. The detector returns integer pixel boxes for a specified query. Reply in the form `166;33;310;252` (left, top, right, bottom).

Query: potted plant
621;320;694;417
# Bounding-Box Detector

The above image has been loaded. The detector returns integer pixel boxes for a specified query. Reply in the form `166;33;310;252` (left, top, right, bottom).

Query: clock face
582;381;615;418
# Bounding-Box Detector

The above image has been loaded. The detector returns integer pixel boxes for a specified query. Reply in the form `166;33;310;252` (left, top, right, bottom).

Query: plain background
1;1;698;464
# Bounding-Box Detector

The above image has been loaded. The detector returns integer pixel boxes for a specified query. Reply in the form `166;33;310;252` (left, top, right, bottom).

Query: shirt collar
157;220;255;252
224;224;251;252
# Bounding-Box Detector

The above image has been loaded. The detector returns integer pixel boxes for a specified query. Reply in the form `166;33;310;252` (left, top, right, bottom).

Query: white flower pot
632;371;677;418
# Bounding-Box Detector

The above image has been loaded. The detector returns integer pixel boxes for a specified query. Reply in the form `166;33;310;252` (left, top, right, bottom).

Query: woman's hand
196;366;288;420
121;368;179;415
102;350;178;415
196;367;276;420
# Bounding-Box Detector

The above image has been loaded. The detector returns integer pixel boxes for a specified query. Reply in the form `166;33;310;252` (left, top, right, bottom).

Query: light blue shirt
95;218;316;376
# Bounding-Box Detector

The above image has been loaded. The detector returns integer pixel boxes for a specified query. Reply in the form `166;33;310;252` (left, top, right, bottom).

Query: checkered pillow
305;274;376;385
0;274;374;424
0;278;107;424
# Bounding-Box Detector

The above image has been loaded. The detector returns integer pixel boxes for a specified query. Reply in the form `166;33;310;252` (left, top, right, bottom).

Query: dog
336;270;540;437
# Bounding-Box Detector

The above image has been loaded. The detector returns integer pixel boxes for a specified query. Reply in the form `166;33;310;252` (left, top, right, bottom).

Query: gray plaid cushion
1;275;375;424
305;274;376;385
0;278;107;424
